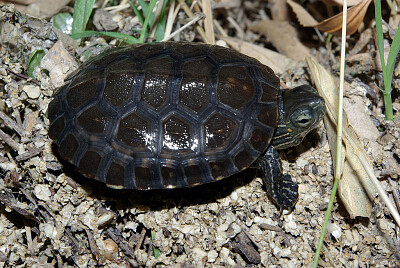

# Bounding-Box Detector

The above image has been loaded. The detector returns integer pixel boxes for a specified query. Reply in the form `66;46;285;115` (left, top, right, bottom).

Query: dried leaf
25;0;71;19
306;57;376;218
220;36;297;74
248;20;310;61
320;0;364;6
286;0;318;26
2;0;36;4
40;41;79;87
288;0;372;35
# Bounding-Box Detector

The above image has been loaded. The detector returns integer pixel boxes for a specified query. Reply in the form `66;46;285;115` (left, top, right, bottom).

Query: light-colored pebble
22;85;41;99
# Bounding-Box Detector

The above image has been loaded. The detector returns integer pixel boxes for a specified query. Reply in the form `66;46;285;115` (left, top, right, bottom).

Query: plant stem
383;86;394;120
313;0;347;266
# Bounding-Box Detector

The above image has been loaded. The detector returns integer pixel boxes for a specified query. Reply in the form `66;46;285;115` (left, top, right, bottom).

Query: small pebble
207;250;218;263
42;223;57;239
22;85;41;99
103;239;119;261
34;184;51;201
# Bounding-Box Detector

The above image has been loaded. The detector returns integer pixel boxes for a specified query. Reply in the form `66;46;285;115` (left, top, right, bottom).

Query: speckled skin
48;42;325;210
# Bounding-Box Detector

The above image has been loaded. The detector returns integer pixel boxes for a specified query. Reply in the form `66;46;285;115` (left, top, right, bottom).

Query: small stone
283;214;299;236
207;250;218;263
103;239;119;261
42;223;57;239
34;184;51;201
96;211;116;227
192;247;207;263
220;247;231;262
135;249;148;264
327;222;342;241
296;158;308;168
23;85;41;99
124;221;138;231
93;9;119;31
208;202;218;211
227;222;241;238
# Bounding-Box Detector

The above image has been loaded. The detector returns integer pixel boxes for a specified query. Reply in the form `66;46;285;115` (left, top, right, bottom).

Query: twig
225;210;263;250
227;16;244;40
16;147;42;162
258;223;292;246
13;110;23;130
164;0;179;38
393;187;400;213
107;228;136;259
313;2;348;266
24;220;34;253
65;228;82;254
38;202;57;222
135;228;147;251
104;3;130;13
202;0;215;44
0;129;20;151
213;19;228;37
85;229;100;261
0;110;24;137
149;0;165;39
20;188;38;208
162;13;205;42
177;0;209;43
4;66;40;86
0;188;39;223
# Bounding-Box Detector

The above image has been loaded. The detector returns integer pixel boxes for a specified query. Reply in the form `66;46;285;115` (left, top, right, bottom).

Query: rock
23;85;41;99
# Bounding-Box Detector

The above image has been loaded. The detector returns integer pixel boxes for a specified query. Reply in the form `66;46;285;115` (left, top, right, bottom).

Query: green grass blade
138;0;149;15
374;0;394;120
150;230;161;258
154;0;168;41
139;0;158;43
72;0;95;34
27;49;45;78
374;0;386;73
385;23;400;84
71;31;139;44
129;1;144;24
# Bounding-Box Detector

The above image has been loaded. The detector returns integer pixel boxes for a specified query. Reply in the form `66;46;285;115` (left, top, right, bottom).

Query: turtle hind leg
255;146;299;211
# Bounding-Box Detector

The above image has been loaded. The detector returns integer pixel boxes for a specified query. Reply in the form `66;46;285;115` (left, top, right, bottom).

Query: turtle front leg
255;146;299;211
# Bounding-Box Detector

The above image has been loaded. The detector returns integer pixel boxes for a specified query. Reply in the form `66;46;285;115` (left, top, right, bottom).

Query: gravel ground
0;3;399;267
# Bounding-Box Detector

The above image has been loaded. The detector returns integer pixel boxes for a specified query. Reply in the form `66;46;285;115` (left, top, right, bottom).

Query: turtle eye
292;107;314;128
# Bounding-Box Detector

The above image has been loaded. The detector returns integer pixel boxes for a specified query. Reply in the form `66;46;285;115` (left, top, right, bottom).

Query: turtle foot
272;174;299;211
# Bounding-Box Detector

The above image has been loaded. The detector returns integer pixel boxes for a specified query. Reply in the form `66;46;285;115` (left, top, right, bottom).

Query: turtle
47;42;326;210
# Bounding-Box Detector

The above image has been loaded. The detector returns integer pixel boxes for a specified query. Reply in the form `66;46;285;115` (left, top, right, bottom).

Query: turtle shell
48;42;280;189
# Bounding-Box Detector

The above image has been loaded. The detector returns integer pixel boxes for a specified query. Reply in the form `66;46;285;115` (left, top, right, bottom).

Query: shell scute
162;114;193;153
77;105;109;134
106;162;125;187
58;134;79;162
250;127;273;152
66;78;98;109
141;56;172;111
103;73;136;107
204;113;238;152
116;112;151;151
217;65;255;110
178;58;213;114
78;150;101;179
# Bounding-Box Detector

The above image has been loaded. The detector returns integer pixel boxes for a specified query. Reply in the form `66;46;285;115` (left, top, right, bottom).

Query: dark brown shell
48;42;280;189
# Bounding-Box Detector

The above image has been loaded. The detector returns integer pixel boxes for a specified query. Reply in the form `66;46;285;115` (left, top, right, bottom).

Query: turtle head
271;85;326;149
